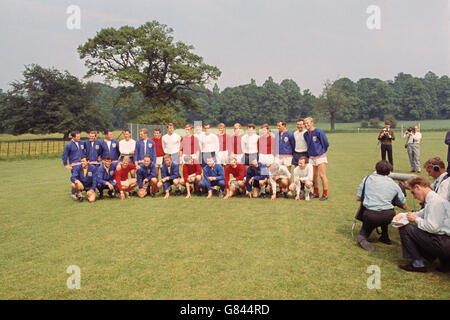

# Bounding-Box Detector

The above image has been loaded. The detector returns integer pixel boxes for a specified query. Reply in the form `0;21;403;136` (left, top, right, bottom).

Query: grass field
0;131;449;299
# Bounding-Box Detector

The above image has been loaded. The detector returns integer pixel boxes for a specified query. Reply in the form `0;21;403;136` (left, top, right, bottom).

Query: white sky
0;0;448;95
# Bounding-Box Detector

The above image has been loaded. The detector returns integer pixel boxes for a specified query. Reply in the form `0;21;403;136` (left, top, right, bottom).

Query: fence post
14;141;17;156
28;142;31;156
7;142;10;157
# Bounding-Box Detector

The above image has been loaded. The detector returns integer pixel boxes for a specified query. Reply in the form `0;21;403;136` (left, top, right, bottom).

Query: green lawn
0;131;449;299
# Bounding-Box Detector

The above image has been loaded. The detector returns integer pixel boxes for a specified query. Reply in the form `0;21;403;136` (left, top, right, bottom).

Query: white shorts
216;151;229;165
259;154;275;167
276;155;293;166
155;156;163;168
309;155;328;166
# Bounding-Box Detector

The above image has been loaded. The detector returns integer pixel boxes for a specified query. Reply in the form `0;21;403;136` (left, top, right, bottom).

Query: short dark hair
299;156;309;164
104;129;113;135
247;123;256;129
144;155;151;160
71;131;79;138
277;120;287;127
385;120;391;125
123;128;130;133
375;160;392;176
81;155;88;161
297;118;304;123
104;156;113;161
153;128;161;133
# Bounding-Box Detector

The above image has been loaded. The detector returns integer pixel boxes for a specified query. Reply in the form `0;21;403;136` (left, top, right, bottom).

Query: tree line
0;21;448;137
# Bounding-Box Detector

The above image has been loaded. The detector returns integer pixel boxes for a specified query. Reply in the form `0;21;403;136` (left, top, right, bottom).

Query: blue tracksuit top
276;130;296;155
71;165;98;190
136;163;157;188
203;164;225;181
246;162;269;191
100;139;120;161
304;128;329;157
135;139;156;163
62;140;85;166
96;163;118;185
84;140;103;162
161;162;181;180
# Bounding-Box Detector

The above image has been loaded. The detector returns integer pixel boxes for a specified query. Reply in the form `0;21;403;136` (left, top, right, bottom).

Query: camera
406;127;415;133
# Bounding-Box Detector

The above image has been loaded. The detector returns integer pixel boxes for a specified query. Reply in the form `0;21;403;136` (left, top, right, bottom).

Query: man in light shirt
424;157;449;201
293;118;308;166
355;160;407;251
268;162;291;200
394;177;450;273
290;156;314;201
403;125;422;173
241;123;259;167
162;123;181;164
200;123;219;167
119;128;136;162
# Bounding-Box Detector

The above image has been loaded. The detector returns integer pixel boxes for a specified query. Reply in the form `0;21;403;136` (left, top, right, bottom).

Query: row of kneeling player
69;153;318;202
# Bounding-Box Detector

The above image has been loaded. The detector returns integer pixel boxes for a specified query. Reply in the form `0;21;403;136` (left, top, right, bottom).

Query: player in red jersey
223;156;247;199
114;156;137;200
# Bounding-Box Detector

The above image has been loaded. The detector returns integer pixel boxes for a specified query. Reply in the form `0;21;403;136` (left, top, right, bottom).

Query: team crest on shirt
95;145;99;150
88;172;92;177
284;137;289;142
110;170;115;175
148;143;153;148
112;143;116;148
81;145;84;149
313;136;317;142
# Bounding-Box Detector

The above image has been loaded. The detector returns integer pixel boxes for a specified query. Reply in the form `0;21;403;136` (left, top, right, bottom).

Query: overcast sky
0;0;448;95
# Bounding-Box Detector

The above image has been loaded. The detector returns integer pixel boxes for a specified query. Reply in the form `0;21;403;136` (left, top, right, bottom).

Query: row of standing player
62;117;330;202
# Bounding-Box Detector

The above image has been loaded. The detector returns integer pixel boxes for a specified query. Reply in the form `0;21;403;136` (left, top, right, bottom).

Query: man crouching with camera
356;160;407;251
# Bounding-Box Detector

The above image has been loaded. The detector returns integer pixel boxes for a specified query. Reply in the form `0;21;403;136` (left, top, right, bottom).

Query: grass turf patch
0;131;449;299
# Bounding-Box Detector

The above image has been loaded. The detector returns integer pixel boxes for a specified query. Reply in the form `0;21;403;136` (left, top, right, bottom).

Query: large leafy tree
1;64;110;138
78;21;221;124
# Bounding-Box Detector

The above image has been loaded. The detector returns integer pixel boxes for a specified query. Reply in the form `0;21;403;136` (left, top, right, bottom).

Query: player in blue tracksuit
62;131;86;198
245;159;270;198
62;131;85;168
134;128;157;165
136;155;158;198
84;131;103;166
157;154;181;199
96;156;118;199
275;120;296;173
100;129;120;161
71;156;97;202
303;117;329;200
199;157;226;198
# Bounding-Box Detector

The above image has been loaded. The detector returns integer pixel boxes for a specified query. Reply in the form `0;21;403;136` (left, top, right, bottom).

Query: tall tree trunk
330;112;336;131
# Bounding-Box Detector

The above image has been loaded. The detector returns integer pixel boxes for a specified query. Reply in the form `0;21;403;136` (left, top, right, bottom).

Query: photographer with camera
355;160;407;251
403;125;422;173
378;120;396;170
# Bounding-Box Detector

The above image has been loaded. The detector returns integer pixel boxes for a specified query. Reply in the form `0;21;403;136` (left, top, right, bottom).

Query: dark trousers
447;162;450;175
399;224;450;264
359;208;396;239
381;144;393;168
